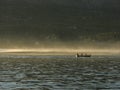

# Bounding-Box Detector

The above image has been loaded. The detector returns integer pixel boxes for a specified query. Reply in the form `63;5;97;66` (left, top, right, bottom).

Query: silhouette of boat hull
76;54;91;58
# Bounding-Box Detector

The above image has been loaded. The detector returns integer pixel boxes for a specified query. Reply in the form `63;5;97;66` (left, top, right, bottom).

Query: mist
0;39;120;55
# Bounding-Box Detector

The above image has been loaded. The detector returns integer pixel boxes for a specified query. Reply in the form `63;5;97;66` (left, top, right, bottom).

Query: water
0;55;120;90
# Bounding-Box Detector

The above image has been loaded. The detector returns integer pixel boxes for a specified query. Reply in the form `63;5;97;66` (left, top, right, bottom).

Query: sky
0;0;120;54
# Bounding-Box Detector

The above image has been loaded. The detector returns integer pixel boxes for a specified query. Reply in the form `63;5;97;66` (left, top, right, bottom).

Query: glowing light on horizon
0;48;120;55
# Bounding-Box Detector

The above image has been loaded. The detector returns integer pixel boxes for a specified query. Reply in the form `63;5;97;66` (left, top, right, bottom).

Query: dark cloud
0;0;120;48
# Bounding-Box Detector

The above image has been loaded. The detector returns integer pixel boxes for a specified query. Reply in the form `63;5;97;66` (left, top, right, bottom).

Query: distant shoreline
0;51;119;56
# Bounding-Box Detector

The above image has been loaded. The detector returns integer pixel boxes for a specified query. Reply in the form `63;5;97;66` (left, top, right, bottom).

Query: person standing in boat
76;53;79;58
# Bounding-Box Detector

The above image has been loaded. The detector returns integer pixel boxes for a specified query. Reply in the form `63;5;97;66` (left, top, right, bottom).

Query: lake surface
0;55;120;90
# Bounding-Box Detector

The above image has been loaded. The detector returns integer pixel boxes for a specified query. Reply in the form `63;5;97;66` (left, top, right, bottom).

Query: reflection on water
0;55;120;90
